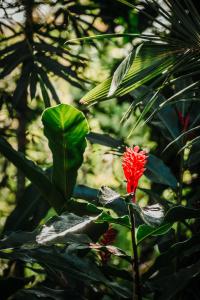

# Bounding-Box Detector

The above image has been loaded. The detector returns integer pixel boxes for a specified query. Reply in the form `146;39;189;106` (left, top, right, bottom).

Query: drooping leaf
0;211;106;250
0;137;64;212
42;104;89;200
38;75;51;108
3;184;49;232
12;62;31;107
29;68;38;100
146;154;177;188
87;132;123;148
4;183;101;233
0;49;30;79
37;66;60;104
128;88;161;137
36;213;97;245
0;231;36;250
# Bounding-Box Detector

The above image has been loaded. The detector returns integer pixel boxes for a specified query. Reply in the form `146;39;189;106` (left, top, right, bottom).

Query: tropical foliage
1;1;200;300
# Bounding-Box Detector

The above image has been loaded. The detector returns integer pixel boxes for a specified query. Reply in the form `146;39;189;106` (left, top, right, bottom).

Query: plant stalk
15;0;34;202
176;109;186;269
176;109;187;243
128;202;142;300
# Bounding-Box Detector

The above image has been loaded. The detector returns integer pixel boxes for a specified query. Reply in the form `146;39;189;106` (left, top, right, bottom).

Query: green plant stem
128;203;142;300
176;137;185;241
176;135;185;271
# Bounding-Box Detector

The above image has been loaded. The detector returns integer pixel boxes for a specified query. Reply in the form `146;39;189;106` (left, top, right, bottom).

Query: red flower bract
100;226;118;264
122;146;148;199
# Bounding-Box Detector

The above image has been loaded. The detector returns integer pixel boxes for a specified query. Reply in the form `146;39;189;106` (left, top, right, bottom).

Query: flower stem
128;203;142;300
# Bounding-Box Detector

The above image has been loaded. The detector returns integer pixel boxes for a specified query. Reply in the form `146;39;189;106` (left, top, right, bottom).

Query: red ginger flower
122;146;148;200
100;226;118;246
100;226;118;264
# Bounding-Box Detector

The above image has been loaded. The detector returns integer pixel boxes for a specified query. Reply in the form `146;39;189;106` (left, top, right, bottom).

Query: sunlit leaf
36;213;96;245
98;186;120;205
108;44;143;97
42;104;89;201
81;45;176;104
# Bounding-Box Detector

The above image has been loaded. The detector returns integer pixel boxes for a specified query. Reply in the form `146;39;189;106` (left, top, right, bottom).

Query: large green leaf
36;213;96;245
42;104;89;200
146;154;177;188
0;212;105;250
0;137;64;213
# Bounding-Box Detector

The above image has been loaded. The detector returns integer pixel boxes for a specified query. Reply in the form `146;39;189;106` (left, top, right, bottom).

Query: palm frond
81;44;177;104
81;0;200;106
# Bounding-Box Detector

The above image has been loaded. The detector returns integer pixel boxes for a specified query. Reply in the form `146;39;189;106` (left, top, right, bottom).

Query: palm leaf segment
81;0;200;105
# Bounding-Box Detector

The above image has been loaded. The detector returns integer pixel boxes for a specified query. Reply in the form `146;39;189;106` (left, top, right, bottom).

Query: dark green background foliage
1;1;200;299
